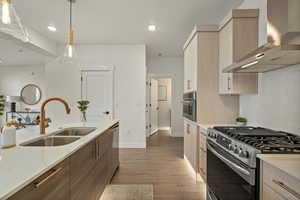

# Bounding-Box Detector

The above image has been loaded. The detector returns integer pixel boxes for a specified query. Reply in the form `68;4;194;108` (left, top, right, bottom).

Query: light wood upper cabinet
183;25;239;124
184;35;198;93
219;9;259;95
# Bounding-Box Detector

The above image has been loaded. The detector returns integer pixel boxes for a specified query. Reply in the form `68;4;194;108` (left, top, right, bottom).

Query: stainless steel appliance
182;91;197;121
207;126;300;200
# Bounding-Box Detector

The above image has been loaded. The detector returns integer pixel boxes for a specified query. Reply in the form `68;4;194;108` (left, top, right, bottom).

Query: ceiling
0;38;50;67
0;0;243;66
15;0;243;57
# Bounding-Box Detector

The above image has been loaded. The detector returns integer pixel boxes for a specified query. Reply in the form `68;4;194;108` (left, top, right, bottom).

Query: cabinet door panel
70;141;96;200
190;124;198;171
184;48;190;93
263;184;285;200
184;35;198;93
8;159;70;200
184;121;189;159
95;153;108;200
219;21;233;94
190;35;198;91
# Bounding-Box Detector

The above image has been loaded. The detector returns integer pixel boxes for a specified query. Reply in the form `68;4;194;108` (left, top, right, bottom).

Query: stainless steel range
206;126;300;200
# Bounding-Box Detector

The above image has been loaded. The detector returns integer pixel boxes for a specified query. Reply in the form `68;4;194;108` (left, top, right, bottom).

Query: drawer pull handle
227;77;231;90
272;179;300;199
34;167;63;188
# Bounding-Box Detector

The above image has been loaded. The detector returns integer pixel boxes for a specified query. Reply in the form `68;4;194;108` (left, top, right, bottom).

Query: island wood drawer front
262;162;300;200
8;159;70;200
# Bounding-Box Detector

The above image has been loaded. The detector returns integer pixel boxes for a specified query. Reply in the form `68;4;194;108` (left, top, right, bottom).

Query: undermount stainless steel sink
21;136;80;147
54;127;96;136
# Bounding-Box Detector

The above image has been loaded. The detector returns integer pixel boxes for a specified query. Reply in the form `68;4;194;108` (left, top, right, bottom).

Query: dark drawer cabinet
8;123;119;200
70;140;97;200
8;159;70;200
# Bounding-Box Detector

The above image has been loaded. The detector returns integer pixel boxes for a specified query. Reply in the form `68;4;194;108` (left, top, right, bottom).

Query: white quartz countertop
183;118;237;134
257;154;300;181
0;120;119;200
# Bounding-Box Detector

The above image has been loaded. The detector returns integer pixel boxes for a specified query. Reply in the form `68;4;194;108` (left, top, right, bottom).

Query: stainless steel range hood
223;0;300;73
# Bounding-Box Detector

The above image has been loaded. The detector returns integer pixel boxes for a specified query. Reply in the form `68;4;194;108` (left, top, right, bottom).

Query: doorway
81;67;114;122
147;77;172;136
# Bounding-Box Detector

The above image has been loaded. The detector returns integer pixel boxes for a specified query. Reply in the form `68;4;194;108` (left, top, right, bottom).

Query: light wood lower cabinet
8;123;119;200
261;161;300;200
198;131;207;182
184;120;198;172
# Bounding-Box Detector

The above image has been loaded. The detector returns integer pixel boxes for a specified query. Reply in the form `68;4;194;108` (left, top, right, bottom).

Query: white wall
0;65;46;124
238;0;300;135
157;79;172;129
45;44;147;148
147;57;184;137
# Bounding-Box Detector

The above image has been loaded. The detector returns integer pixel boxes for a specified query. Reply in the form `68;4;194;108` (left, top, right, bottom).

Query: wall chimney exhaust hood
223;0;300;73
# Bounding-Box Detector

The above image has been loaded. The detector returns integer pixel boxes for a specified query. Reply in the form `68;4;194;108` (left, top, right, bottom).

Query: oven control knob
233;145;239;154
238;148;243;155
240;150;249;158
228;144;234;151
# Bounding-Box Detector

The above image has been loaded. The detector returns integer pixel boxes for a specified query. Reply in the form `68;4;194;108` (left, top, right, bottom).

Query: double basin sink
21;127;97;147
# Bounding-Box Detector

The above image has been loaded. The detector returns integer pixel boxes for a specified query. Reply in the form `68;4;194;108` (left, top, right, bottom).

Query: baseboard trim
171;131;184;137
150;129;158;136
119;143;146;148
158;127;171;131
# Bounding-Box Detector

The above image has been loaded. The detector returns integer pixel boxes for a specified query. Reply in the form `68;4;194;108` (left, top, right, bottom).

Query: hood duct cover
224;0;300;73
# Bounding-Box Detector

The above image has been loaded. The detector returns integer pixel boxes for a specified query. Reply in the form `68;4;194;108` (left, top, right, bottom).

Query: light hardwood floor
111;131;206;200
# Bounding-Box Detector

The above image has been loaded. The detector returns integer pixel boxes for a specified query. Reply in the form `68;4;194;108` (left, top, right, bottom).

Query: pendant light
0;0;28;42
61;0;77;64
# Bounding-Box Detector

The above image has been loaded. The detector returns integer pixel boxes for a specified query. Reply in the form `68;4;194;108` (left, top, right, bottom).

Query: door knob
103;111;110;115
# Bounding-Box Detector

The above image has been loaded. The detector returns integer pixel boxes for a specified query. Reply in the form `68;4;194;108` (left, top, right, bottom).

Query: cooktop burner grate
214;126;300;153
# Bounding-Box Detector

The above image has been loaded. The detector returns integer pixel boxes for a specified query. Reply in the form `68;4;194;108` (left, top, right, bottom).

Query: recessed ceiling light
148;25;156;32
47;25;57;32
0;59;3;64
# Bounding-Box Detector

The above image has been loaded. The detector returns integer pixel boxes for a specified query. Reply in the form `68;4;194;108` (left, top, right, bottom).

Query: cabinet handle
95;141;98;160
187;80;191;90
96;141;100;160
272;179;300;199
34;167;63;188
187;124;190;134
227;77;231;90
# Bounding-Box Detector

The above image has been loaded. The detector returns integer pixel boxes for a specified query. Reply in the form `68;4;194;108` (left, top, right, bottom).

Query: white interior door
81;69;114;121
150;79;158;135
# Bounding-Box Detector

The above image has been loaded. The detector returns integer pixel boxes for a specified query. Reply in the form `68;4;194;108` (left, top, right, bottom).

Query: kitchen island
0;120;119;200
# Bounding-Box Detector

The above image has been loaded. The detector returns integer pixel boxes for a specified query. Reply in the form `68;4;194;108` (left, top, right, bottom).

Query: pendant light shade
60;0;78;64
0;0;29;42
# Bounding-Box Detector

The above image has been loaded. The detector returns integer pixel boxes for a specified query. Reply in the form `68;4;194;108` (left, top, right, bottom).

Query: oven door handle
181;100;193;104
207;142;250;176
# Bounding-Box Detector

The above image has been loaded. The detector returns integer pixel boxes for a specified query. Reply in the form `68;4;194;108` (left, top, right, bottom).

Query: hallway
112;131;206;200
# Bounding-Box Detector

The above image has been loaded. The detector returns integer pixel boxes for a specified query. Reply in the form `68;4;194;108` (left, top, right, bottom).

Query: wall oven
182;91;197;121
206;139;258;200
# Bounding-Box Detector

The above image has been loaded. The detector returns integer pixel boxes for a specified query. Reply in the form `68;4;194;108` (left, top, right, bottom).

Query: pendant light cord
69;0;72;30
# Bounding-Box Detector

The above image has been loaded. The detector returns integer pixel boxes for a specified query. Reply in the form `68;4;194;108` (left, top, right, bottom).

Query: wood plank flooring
111;131;206;200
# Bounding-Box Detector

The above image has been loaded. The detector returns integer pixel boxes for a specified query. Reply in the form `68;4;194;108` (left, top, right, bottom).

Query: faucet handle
44;118;52;128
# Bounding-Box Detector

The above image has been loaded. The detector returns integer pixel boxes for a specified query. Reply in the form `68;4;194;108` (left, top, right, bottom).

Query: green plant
77;100;90;121
236;117;247;123
0;95;5;116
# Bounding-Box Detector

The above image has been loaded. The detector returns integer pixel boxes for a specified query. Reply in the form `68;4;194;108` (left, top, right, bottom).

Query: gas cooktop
213;126;300;153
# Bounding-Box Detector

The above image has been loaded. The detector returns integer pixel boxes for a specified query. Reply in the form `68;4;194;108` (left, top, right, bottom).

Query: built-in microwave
182;91;197;121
